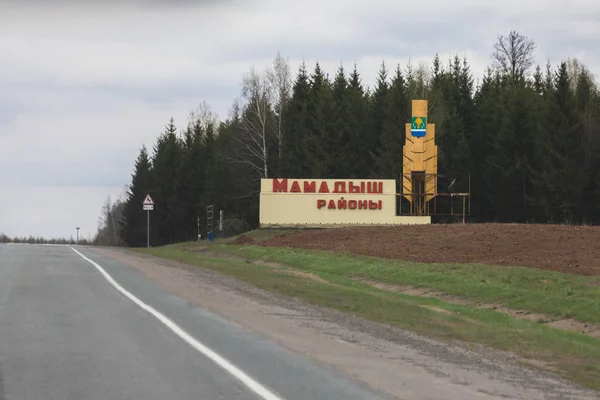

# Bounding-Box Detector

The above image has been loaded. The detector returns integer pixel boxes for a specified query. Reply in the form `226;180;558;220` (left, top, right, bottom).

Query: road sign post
142;194;155;248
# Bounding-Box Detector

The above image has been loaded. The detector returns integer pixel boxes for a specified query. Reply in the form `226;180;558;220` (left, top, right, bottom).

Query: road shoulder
91;246;598;400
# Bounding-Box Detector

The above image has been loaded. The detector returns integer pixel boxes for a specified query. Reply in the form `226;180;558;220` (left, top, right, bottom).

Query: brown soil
231;235;257;245
259;223;600;276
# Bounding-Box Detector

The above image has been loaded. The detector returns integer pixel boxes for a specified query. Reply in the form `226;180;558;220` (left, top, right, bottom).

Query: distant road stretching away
0;244;387;400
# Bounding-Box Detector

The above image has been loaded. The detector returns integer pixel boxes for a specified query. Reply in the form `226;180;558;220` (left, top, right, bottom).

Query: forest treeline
0;233;93;245
92;31;600;247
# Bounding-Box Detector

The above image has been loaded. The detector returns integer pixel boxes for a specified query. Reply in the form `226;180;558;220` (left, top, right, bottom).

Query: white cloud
1;0;599;238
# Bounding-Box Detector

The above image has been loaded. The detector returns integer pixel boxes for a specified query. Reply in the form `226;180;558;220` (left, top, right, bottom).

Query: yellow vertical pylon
402;100;438;214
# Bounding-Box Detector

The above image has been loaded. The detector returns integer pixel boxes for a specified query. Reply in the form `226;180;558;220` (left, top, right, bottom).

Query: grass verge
134;240;600;390
212;244;600;324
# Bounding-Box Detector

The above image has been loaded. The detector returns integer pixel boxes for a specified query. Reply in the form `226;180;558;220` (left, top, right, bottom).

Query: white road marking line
71;247;283;400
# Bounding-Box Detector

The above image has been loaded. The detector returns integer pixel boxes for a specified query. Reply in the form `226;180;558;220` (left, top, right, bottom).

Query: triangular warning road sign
142;194;154;205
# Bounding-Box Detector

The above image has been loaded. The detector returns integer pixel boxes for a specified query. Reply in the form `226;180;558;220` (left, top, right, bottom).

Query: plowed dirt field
259;223;600;276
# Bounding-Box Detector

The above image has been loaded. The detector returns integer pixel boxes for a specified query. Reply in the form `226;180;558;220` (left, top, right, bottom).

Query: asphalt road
0;244;389;400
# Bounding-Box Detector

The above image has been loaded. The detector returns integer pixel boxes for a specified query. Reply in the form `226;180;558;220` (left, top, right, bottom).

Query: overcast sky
1;0;599;239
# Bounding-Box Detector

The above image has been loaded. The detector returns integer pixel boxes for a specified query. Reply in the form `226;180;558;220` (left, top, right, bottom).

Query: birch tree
232;53;291;179
96;194;126;246
266;52;292;160
187;100;219;135
235;66;272;178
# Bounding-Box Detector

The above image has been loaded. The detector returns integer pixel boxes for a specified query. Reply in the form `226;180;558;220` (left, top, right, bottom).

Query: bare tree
405;59;445;122
227;53;292;180
405;60;432;99
229;54;290;179
565;57;598;93
266;51;292;160
96;196;113;246
187;100;219;133
95;191;126;246
237;66;272;179
491;30;536;79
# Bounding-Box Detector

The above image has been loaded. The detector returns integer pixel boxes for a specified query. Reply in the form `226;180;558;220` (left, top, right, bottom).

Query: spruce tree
120;145;153;247
374;64;409;181
486;77;540;222
575;69;600;223
178;118;207;239
471;71;503;220
344;64;370;178
280;63;311;177
367;61;390;177
216;117;256;220
427;54;448;135
328;64;351;178
151;118;184;244
305;62;333;177
436;56;471;193
531;62;587;223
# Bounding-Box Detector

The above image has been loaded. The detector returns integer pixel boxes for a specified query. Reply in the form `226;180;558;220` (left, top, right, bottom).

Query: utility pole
76;227;80;245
